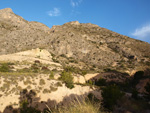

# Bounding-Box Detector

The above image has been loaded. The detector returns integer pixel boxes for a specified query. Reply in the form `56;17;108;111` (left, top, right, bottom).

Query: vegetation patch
64;66;87;76
60;71;74;89
50;86;58;92
55;82;62;87
43;89;51;94
0;63;13;72
95;78;106;86
39;79;45;85
55;97;102;113
49;71;54;79
101;85;124;110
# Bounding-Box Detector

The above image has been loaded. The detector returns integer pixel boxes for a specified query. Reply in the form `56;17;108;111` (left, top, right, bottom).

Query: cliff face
0;8;150;71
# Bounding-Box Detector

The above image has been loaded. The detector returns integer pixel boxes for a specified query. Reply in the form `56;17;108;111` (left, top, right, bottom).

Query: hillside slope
0;8;150;73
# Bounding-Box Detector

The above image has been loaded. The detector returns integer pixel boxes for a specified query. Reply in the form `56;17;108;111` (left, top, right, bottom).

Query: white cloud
70;0;83;7
48;8;61;17
132;24;150;40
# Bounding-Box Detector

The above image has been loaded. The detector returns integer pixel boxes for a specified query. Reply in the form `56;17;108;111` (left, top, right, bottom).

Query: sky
0;0;150;43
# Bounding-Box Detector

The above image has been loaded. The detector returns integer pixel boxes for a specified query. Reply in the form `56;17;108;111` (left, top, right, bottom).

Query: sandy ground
0;74;95;112
0;48;101;112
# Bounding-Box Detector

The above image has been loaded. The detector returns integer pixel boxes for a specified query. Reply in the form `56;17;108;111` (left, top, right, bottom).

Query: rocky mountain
0;8;150;74
0;8;150;113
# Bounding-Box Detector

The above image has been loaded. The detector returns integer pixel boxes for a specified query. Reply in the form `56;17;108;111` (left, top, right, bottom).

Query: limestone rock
73;75;86;84
84;73;99;81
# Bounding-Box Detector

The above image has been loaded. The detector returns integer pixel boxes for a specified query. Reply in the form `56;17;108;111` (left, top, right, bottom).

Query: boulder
84;73;99;81
73;75;86;84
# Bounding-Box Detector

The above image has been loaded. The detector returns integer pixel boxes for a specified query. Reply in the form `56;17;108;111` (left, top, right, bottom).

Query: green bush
60;71;74;89
0;63;11;72
20;99;28;109
101;85;124;110
20;99;41;113
95;78;106;86
64;66;87;75
64;66;75;72
49;71;54;79
88;80;93;86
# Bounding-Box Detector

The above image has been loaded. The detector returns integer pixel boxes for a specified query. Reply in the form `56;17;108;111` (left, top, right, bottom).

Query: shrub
101;85;124;110
60;71;74;89
31;64;39;73
49;71;54;79
88;80;93;86
55;82;62;87
0;63;11;72
50;86;58;92
24;79;32;85
104;68;114;72
41;66;50;73
60;54;66;58
43;89;51;94
52;58;59;63
64;66;87;75
20;99;28;109
88;93;99;103
39;79;45;85
64;66;75;72
20;99;41;113
95;78;106;86
81;70;87;76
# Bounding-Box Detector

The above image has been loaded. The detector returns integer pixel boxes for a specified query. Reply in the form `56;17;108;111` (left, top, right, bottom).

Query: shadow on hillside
90;70;130;84
91;68;150;85
1;88;101;113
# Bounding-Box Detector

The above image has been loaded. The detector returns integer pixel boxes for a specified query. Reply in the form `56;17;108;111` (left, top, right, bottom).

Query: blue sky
0;0;150;43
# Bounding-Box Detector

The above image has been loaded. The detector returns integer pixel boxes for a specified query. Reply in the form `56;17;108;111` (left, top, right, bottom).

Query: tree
60;71;74;89
101;85;124;110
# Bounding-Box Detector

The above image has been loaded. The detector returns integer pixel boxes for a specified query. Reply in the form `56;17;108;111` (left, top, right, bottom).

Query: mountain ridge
0;8;150;73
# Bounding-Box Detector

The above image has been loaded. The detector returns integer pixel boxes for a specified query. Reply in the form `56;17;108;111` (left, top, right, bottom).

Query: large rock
73;75;86;84
84;73;99;81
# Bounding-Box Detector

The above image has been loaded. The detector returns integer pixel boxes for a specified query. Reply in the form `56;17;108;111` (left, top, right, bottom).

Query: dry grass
58;103;100;113
48;97;104;113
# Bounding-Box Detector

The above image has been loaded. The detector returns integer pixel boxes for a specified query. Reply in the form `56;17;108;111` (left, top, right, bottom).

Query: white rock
54;74;61;79
73;75;86;84
84;73;99;81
